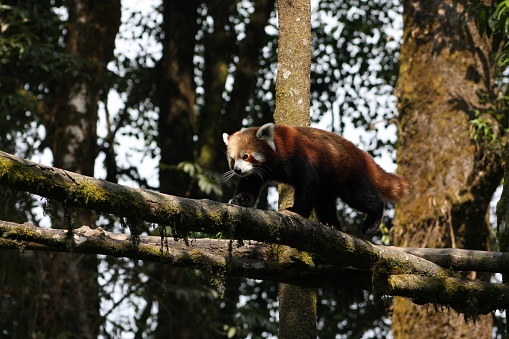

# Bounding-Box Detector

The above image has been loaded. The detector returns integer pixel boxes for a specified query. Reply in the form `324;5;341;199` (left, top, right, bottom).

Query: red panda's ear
256;123;276;151
222;133;230;145
256;123;274;140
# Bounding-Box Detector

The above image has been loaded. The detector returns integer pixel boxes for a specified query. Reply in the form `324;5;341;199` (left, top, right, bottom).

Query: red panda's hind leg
287;175;318;219
314;194;341;230
360;202;384;236
339;175;385;236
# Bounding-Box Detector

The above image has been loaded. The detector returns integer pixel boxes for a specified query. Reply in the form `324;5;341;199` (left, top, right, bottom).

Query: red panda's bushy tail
367;160;411;201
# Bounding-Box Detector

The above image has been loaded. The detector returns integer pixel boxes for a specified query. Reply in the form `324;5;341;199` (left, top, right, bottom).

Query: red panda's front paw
231;193;256;207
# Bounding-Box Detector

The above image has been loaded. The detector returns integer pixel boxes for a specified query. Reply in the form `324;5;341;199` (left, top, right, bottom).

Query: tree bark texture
392;0;503;337
273;0;311;127
0;221;372;290
497;148;509;253
273;0;314;338
497;148;509;335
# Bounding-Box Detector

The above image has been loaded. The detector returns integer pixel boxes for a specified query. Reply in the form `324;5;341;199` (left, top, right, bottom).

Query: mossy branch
0;151;447;275
384;274;509;316
1;150;509;315
0;220;370;290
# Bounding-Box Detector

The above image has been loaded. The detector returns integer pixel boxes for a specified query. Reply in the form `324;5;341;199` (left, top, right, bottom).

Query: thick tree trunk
392;0;502;336
39;2;121;338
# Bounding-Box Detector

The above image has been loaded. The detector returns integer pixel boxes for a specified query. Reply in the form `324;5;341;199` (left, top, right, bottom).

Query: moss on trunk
392;0;503;336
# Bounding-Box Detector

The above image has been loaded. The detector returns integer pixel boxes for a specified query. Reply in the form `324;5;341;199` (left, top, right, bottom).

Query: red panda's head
222;123;276;177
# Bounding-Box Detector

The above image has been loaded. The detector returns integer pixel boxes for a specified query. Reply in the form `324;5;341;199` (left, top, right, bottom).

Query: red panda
222;123;411;236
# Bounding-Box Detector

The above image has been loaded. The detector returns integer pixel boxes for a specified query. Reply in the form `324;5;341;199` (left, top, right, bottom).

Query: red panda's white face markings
222;125;275;178
225;145;267;176
231;150;255;176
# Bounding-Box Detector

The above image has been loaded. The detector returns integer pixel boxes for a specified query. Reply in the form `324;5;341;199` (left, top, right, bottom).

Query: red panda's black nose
234;168;242;175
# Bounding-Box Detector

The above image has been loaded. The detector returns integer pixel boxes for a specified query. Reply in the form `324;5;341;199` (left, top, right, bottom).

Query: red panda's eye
243;154;249;160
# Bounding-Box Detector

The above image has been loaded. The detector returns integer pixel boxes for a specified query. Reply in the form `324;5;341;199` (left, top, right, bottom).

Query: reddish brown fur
273;125;410;199
365;160;411;201
224;123;411;236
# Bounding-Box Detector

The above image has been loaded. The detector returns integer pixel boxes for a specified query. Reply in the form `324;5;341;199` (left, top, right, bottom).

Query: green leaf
479;7;489;37
177;161;196;176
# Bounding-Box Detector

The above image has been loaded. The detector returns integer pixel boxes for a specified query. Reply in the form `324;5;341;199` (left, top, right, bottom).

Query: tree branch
382;274;509;316
396;247;509;274
0;220;371;290
1;150;509;315
0;150;450;275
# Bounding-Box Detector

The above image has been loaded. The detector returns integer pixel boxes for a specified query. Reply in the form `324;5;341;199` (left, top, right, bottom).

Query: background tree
1;1;120;337
392;0;506;337
463;1;509;335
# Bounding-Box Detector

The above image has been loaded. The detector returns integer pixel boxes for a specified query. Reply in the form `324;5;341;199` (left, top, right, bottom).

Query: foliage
469;111;507;149
461;1;509;150
177;161;223;198
0;1;92;156
311;0;401;131
462;0;509;66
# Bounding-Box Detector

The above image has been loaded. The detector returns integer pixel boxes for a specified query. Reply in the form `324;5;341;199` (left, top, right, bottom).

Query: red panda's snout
232;159;254;177
233;165;243;175
230;158;254;177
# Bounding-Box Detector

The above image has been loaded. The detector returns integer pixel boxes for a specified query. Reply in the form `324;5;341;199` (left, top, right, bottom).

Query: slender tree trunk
392;0;502;336
273;0;316;337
